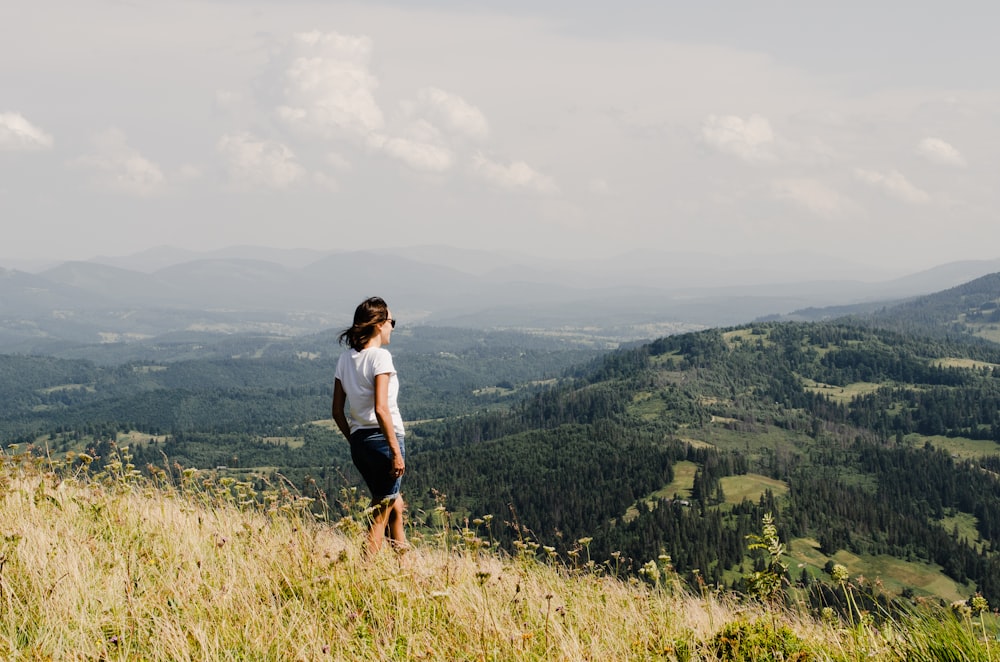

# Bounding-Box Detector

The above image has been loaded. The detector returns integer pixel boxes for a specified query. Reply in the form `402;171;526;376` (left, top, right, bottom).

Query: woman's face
379;309;394;345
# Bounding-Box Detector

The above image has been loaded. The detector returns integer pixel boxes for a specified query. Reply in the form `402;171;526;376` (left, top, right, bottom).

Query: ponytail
338;296;389;351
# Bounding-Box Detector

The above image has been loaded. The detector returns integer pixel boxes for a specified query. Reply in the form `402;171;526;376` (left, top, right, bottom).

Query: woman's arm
331;378;352;440
373;372;405;476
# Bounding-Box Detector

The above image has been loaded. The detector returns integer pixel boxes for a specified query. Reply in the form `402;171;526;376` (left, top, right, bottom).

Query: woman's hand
391;452;405;477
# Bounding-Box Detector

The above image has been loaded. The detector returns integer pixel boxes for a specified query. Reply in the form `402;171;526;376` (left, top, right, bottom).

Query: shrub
710;619;811;662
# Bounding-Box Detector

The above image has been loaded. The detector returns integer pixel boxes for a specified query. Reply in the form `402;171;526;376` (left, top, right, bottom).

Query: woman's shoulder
363;347;395;370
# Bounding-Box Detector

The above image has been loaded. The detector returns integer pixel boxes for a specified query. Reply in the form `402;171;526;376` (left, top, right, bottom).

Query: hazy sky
2;0;998;271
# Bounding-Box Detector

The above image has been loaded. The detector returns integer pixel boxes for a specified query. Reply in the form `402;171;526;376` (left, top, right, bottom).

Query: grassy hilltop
1;448;996;661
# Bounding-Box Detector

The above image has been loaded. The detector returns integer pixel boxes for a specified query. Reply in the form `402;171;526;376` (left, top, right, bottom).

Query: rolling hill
5;267;1000;607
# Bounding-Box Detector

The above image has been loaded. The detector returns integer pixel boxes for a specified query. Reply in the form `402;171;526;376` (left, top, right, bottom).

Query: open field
932;357;1000;371
622;460;698;522
801;379;883;404
681;421;810;457
719;473;788;505
261;436;305;449
677;436;716;450
940;512;983;552
787;538;970;604
969;325;1000;344
623;465;788;522
131;364;167;373
38;383;95;394
118;430;168;445
722;328;771;349
912;434;1000;459
629;391;666;420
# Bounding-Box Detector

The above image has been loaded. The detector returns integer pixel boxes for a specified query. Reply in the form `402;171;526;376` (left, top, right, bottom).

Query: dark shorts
350;428;405;502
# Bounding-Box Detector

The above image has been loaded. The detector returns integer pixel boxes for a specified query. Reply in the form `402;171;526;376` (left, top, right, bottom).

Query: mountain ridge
3;246;1000;352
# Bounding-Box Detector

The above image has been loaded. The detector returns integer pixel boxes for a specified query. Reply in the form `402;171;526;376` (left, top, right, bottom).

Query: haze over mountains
2;245;1000;353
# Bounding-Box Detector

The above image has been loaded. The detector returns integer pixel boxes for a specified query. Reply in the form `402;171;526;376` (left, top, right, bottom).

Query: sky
2;0;998;272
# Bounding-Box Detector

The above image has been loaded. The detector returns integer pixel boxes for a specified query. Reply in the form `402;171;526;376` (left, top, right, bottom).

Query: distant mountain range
2;245;1000;352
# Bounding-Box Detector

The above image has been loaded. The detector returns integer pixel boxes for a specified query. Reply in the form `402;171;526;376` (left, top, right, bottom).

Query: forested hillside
403;321;1000;605
784;271;1000;344
862;272;1000;337
7;296;1000;605
0;326;603;479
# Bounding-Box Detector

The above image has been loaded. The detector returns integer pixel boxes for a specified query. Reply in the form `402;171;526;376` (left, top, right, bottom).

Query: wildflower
639;559;661;585
971;594;989;615
952;600;972;618
830;564;850;583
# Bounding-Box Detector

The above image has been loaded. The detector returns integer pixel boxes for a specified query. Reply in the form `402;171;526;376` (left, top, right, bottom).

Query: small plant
827;562;869;630
710;619;811;662
744;513;788;604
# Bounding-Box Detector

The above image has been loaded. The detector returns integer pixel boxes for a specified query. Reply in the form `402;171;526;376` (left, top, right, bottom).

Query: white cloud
855;168;930;205
414;87;489;140
217;132;305;189
276;31;384;139
701;114;775;163
771;178;852;217
916;137;965;167
472;153;557;193
72;129;165;196
368;133;453;172
0;112;54;151
272;32;469;175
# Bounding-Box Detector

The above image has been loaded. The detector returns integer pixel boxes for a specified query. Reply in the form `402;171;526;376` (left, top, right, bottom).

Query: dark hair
338;297;390;352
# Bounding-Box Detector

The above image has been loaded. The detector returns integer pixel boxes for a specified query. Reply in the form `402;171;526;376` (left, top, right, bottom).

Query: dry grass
0;448;994;660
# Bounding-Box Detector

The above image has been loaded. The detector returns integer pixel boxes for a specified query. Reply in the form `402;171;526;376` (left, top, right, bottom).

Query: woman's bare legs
365;497;407;557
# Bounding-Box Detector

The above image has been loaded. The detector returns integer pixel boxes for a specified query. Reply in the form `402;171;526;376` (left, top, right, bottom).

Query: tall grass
0;446;994;660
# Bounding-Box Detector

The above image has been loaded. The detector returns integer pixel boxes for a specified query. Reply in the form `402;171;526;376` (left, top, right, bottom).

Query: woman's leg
387;497;407;550
366;498;394;557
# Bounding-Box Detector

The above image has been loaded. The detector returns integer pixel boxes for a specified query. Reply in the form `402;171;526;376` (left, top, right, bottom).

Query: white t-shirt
334;347;404;436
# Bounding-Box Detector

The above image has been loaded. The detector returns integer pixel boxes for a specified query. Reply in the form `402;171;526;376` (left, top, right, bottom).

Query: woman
331;296;407;556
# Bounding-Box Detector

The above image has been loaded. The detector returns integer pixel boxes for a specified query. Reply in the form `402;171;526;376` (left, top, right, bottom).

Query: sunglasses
386;318;396;328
